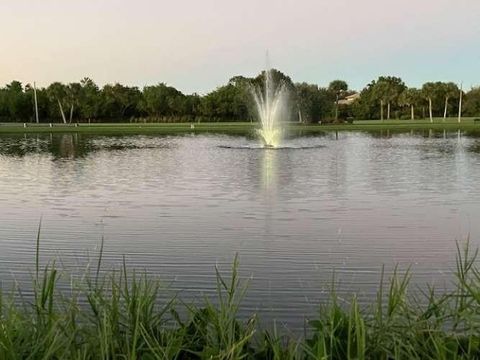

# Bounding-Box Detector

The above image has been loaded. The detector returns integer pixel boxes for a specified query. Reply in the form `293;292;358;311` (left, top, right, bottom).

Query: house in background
338;92;360;106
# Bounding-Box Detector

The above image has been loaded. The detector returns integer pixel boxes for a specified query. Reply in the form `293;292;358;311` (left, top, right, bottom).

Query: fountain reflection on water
252;69;289;148
261;148;277;193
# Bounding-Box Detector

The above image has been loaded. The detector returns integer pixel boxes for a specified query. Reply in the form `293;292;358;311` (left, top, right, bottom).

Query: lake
0;130;479;327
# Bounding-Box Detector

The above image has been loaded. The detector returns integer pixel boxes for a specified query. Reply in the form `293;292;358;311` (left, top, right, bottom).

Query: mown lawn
1;118;479;136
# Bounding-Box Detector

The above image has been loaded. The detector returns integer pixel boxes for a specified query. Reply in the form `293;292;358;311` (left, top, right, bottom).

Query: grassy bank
2;240;480;359
0;122;256;136
1;118;480;136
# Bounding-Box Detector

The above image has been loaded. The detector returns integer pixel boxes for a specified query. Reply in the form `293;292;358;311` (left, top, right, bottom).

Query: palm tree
399;88;421;120
458;84;464;123
373;81;387;121
66;83;82;123
372;77;406;120
47;82;68;123
421;82;437;123
328;80;348;121
441;82;459;121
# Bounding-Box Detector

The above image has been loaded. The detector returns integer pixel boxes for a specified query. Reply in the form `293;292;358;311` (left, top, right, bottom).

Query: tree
441;82;459;121
421;82;454;122
421;82;438;123
67;82;82;123
24;84;49;122
328;80;348;120
252;69;295;93
295;83;333;123
351;80;378;120
463;87;480;117
372;81;387;121
200;84;249;121
228;75;256;121
47;82;69;123
3;71;479;124
372;77;406;121
399;88;422;120
140;83;185;118
1;81;31;121
101;84;141;120
184;93;202;119
78;78;100;122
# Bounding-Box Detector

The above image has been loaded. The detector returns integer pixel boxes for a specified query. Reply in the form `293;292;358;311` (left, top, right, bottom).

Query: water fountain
252;69;289;148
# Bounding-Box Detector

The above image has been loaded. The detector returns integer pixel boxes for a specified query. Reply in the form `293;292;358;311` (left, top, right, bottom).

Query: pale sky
1;0;479;93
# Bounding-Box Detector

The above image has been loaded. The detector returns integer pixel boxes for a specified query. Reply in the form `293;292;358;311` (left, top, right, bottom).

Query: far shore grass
1;117;480;136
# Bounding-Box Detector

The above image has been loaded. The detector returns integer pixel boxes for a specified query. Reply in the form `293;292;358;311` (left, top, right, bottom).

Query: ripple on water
0;132;478;328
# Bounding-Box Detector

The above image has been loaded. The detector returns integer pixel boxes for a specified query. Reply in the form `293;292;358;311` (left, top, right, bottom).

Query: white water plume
251;69;289;147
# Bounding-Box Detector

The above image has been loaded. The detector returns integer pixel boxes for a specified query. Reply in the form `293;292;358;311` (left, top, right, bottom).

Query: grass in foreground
1;238;480;359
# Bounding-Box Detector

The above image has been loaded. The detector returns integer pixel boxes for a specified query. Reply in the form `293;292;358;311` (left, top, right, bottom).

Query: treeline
0;70;341;123
352;76;480;121
1;70;480;123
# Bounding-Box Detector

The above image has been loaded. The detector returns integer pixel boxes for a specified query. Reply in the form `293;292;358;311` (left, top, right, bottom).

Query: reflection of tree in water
0;134;50;157
57;134;76;158
465;142;480;154
48;134;96;159
0;134;92;158
365;129;469;139
0;133;178;159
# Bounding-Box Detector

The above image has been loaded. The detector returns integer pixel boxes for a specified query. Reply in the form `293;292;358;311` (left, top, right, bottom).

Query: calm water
1;131;479;326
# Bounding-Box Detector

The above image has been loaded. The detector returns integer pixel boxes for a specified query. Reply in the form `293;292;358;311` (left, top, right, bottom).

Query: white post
57;99;67;124
443;97;448;121
69;104;74;124
458;83;463;123
33;82;39;124
298;109;303;123
429;98;433;123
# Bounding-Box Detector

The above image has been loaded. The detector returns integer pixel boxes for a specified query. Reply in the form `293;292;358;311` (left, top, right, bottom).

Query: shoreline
1;118;479;135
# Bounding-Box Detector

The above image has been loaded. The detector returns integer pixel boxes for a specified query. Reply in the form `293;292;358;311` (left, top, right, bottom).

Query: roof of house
338;93;360;105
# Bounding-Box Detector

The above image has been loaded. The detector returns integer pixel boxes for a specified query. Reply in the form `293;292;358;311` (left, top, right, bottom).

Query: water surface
0;131;479;326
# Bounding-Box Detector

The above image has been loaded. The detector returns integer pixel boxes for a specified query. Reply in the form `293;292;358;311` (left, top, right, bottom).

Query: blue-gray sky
1;0;479;93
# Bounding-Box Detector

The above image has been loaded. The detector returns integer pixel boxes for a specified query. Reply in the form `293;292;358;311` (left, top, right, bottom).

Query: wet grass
1;235;480;359
1;118;480;137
